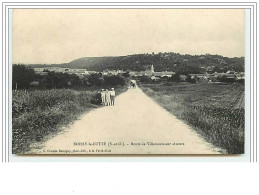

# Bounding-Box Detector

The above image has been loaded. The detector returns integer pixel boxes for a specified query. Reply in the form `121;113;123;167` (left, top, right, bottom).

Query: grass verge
139;82;244;154
12;87;127;154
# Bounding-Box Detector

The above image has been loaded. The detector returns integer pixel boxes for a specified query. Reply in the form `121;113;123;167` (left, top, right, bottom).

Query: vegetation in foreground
12;65;128;154
12;89;94;153
12;87;127;154
139;82;244;154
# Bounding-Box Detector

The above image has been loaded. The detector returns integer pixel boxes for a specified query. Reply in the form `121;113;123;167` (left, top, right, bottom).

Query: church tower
145;64;155;77
151;64;154;73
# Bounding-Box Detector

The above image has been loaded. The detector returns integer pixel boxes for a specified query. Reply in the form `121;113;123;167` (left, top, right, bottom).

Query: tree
12;64;35;89
122;71;130;78
139;75;151;83
168;73;181;82
103;75;125;86
217;76;236;83
186;75;197;83
88;73;104;87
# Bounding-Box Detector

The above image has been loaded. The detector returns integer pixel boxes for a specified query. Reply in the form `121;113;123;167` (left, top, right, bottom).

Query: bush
12;65;128;90
217;76;236;83
12;89;96;153
87;73;104;86
104;75;125;86
139;75;151;83
186;75;197;83
168;73;181;82
13;64;36;89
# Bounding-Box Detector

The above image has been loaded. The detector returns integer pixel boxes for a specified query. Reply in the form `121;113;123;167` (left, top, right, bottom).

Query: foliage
139;83;244;154
87;73;104;87
12;84;128;153
40;72;82;88
122;71;130;78
28;53;244;73
12;89;97;153
139;75;151;83
186;75;197;83
13;64;127;90
12;64;36;89
168;73;181;82
217;76;236;83
103;75;125;86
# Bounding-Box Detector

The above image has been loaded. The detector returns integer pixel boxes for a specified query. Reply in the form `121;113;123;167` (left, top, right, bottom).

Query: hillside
26;52;245;73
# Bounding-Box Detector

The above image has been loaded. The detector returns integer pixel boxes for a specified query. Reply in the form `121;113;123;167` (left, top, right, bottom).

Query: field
12;87;127;154
139;82;245;154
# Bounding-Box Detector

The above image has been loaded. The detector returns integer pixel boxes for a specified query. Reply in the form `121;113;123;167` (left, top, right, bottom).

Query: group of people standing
129;80;137;89
100;88;116;106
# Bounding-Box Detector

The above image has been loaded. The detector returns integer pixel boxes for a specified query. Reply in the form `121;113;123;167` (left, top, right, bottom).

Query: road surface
31;87;221;154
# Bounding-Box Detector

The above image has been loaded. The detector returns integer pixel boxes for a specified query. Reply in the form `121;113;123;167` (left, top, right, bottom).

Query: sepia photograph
12;9;245;155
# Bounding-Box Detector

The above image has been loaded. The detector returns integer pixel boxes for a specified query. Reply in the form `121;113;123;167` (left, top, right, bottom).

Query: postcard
12;9;245;155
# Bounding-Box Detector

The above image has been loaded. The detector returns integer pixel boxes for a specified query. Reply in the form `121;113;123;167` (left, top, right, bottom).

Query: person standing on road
100;89;106;105
105;89;111;106
110;88;116;106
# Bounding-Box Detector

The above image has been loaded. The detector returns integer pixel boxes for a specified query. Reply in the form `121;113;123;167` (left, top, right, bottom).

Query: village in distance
12;52;245;155
30;52;244;85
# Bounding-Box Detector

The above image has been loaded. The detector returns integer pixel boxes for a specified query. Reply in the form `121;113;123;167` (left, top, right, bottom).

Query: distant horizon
13;51;245;65
13;9;245;64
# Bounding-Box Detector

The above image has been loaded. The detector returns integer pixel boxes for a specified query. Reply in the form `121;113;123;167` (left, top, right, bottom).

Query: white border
1;2;257;162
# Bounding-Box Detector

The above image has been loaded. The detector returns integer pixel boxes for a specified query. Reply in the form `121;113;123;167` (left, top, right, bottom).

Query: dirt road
32;87;221;154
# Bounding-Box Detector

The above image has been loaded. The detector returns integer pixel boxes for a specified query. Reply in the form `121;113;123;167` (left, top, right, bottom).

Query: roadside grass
139;82;244;154
12;87;127;154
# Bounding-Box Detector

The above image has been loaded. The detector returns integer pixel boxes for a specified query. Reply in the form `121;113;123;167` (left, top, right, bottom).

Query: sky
12;9;245;64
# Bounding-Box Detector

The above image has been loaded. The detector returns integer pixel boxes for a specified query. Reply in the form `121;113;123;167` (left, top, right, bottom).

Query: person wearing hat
110;88;116;106
100;89;106;105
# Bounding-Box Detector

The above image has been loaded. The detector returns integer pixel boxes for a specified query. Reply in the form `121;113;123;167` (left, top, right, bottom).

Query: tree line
139;73;244;84
29;52;244;73
12;64;126;90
